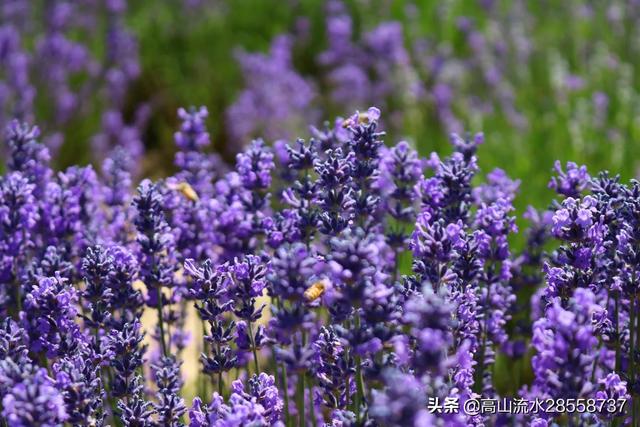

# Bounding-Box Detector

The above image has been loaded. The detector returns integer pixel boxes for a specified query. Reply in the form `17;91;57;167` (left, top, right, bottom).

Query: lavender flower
2;101;637;426
53;349;106;426
0;319;27;361
530;288;599;403
152;356;187;426
184;258;237;386
2;368;67;426
0;171;37;312
174;106;222;198
108;320;147;399
117;379;155;427
5;121;51;196
227;35;316;144
233;373;283;424
402;286;455;377
377;141;421;249
410;213;463;286
20;274;82;358
188;377;282;427
133;179;176;355
549;161;590;198
314;147;354;235
369;369;433;427
101;148;133;241
311;326;355;411
133;179;176;297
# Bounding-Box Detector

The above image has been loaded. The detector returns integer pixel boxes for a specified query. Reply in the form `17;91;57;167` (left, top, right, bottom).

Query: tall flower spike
346;107;384;223
311;326;355;411
548;161;590;198
410;212;463;287
152;356;187;426
314;147;354;235
0;318;27;360
324;228;385;321
117;377;155;427
133;178;176;355
175;106;210;152
227;35;316;143
1;367;68;427
53;348;106;426
184;258;237;383
107;320;147;399
369;368;433;427
236;139;274;194
105;245;143;324
81;245;116;329
402;285;455;377
173;106;223;198
530;288;599;403
20;274;82;358
416;149;478;224
5;120;51;194
0;171;38;313
232;373;284;424
228;255;268;322
42;165;102;272
133;179;175;294
378;141;422;238
101;147;132;240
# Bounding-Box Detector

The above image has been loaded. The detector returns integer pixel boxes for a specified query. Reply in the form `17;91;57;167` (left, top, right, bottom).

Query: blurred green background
55;0;640;216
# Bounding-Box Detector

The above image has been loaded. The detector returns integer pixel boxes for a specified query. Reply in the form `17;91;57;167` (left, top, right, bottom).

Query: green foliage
48;0;640;214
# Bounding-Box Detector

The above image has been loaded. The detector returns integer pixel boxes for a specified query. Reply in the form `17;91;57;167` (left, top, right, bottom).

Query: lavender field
1;1;640;426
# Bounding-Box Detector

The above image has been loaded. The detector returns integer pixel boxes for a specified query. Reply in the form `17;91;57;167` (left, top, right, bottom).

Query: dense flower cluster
0;105;633;427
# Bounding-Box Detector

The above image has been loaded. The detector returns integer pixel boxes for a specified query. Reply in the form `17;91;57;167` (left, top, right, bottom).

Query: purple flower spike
548;161;590;198
1;367;68;427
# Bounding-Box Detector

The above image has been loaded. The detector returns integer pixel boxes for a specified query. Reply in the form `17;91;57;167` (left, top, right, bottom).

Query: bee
169;182;199;202
304;280;326;302
341;112;371;128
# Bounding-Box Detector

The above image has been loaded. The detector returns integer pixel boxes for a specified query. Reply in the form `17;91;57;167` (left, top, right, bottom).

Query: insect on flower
169;182;199;202
304;280;326;302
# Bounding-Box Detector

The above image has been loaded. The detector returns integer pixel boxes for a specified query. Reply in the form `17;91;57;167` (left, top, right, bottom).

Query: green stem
297;372;305;427
156;292;168;356
631;295;640;422
14;283;21;316
9;263;21;320
629;296;635;426
215;342;224;396
200;320;209;398
247;321;260;374
475;283;492;394
354;316;365;423
281;364;290;427
309;372;317;427
105;368;119;425
614;293;620;371
297;332;307;427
